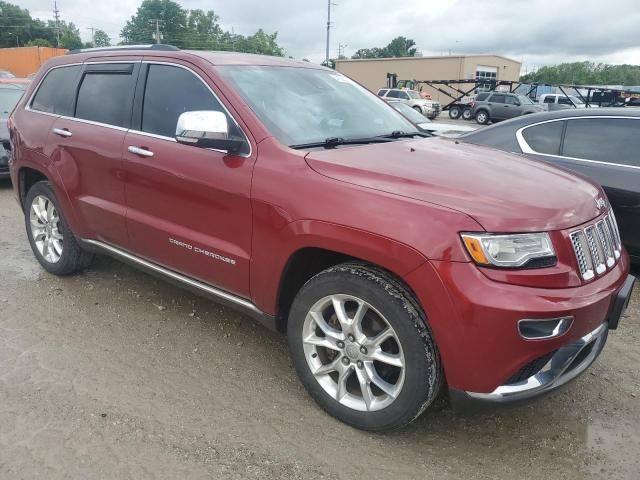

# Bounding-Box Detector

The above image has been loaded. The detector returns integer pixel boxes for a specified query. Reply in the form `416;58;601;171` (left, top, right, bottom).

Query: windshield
0;88;24;114
0;71;16;79
217;66;418;147
517;95;534;105
389;101;430;124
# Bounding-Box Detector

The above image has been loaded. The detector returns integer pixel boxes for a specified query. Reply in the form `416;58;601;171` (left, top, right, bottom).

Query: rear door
48;61;139;246
121;61;255;297
559;117;640;257
488;93;506;119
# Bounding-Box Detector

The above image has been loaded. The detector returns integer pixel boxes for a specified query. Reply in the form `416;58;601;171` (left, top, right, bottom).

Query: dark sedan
460;108;640;262
0;83;25;179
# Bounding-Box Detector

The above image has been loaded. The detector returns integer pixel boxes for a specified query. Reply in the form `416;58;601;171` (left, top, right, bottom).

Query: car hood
419;122;476;136
305;137;603;232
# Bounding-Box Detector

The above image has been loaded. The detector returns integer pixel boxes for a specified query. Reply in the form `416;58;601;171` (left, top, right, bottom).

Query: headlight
461;233;556;268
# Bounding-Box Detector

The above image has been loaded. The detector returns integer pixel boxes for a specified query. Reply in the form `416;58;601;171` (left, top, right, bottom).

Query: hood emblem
595;197;606;210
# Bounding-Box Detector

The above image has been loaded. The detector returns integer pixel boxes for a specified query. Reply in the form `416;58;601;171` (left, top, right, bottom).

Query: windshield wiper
289;136;394;150
379;130;431;139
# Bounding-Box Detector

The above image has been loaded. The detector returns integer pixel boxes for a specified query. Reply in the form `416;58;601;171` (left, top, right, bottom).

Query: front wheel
462;107;473;120
287;263;442;431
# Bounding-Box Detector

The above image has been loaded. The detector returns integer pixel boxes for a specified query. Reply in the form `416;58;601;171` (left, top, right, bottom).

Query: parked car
388;100;476;137
460;108;640;263
538;93;595;110
471;91;545;124
0;83;25;178
0;70;16;79
377;88;441;119
9;47;634;431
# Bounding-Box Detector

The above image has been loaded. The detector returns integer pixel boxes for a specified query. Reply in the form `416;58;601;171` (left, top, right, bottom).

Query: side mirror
176;111;244;154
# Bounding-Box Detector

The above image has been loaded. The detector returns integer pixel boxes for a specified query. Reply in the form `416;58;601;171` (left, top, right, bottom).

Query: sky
18;0;640;72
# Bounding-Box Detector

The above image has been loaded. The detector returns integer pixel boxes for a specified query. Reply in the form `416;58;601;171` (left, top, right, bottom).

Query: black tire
287;263;443;431
24;180;93;276
475;109;490;125
448;105;461;120
462;107;473;121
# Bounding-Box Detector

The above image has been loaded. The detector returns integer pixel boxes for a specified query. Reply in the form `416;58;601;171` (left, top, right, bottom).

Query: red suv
8;46;635;431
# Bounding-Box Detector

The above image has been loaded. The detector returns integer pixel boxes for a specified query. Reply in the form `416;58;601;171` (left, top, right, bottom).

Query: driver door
122;61;255;297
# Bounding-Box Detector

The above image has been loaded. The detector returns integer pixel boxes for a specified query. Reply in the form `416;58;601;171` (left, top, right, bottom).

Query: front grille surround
570;212;621;281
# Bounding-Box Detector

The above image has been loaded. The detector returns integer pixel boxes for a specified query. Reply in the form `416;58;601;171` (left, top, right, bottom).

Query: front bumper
450;274;634;411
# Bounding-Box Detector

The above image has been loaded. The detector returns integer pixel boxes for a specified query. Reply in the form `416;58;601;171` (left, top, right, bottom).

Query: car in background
0;83;25;179
377;88;441;119
471;91;545;124
388;100;476;137
460;108;640;262
0;70;16;79
539;93;594;110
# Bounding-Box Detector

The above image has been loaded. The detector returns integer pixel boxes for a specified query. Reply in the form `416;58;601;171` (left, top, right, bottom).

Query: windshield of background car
518;95;534;105
0;88;24;114
390;102;430;124
406;90;421;99
217;66;418;146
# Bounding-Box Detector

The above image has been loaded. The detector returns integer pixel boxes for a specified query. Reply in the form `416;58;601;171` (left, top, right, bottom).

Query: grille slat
570;211;622;281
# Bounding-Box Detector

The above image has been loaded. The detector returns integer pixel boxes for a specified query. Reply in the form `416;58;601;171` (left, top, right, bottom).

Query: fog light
518;316;573;340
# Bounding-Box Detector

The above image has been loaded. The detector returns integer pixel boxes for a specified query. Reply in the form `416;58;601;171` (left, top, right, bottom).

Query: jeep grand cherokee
8;45;635;431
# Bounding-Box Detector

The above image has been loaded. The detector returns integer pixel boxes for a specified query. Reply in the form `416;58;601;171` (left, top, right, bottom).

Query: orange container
0;47;68;77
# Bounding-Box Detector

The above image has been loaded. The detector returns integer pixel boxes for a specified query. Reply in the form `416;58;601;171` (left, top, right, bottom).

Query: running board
80;239;276;330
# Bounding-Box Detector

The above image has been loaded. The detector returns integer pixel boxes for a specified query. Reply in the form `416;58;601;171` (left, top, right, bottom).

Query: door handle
52;128;72;138
128;146;154;157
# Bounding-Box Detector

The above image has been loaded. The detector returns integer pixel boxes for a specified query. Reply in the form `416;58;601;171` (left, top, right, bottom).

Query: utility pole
325;1;337;65
53;0;60;48
338;43;347;58
87;27;95;46
154;19;161;44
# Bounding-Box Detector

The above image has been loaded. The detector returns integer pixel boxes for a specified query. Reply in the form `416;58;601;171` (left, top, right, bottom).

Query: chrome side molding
81;239;274;328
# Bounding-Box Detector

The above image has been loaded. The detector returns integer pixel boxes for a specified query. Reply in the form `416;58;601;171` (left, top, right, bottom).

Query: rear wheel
462;107;473;120
25;181;93;275
287;263;442;431
475;110;490;125
448;105;461;120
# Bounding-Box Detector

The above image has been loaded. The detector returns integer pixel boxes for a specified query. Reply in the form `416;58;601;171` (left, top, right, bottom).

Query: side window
505;96;519;105
30;65;81;116
398;92;410;100
377;89;388;97
562;118;640;167
490;94;506;103
543;96;555;104
75;65;136;128
558;97;572;105
475;92;489;102
522;121;564;155
385;90;399;99
141;64;247;153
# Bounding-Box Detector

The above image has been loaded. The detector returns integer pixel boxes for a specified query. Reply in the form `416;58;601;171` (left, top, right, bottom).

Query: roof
335;54;521;65
62;45;323;69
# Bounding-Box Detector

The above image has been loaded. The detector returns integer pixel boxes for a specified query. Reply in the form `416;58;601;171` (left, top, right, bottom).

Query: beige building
335;54;522;104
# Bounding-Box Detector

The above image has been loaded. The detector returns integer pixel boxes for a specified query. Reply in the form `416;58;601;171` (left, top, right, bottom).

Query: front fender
250;218;428;315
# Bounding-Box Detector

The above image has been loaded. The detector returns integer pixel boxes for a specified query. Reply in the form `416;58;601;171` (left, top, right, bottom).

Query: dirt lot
0;179;638;480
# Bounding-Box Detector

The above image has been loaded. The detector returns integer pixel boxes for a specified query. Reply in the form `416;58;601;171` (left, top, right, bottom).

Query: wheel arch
253;220;428;332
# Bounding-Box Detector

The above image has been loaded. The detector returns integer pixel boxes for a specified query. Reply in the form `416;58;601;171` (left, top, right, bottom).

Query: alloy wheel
29;195;63;263
302;294;405;412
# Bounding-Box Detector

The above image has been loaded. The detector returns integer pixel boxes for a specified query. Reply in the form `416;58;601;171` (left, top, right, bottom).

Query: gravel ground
0;179;638;480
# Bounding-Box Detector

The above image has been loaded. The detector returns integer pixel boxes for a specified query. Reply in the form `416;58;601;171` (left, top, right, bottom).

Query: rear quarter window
522;121;564;155
30;65;81;116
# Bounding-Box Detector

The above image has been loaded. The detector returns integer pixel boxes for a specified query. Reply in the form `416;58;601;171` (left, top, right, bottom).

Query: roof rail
67;44;180;55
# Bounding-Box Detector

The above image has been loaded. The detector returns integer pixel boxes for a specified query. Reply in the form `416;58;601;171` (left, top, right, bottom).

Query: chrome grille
570;213;622;281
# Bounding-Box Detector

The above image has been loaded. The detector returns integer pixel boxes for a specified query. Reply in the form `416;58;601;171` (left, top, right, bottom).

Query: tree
521;61;640;86
56;21;82;50
93;29;111;47
25;38;52;47
121;0;284;55
351;37;417;59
